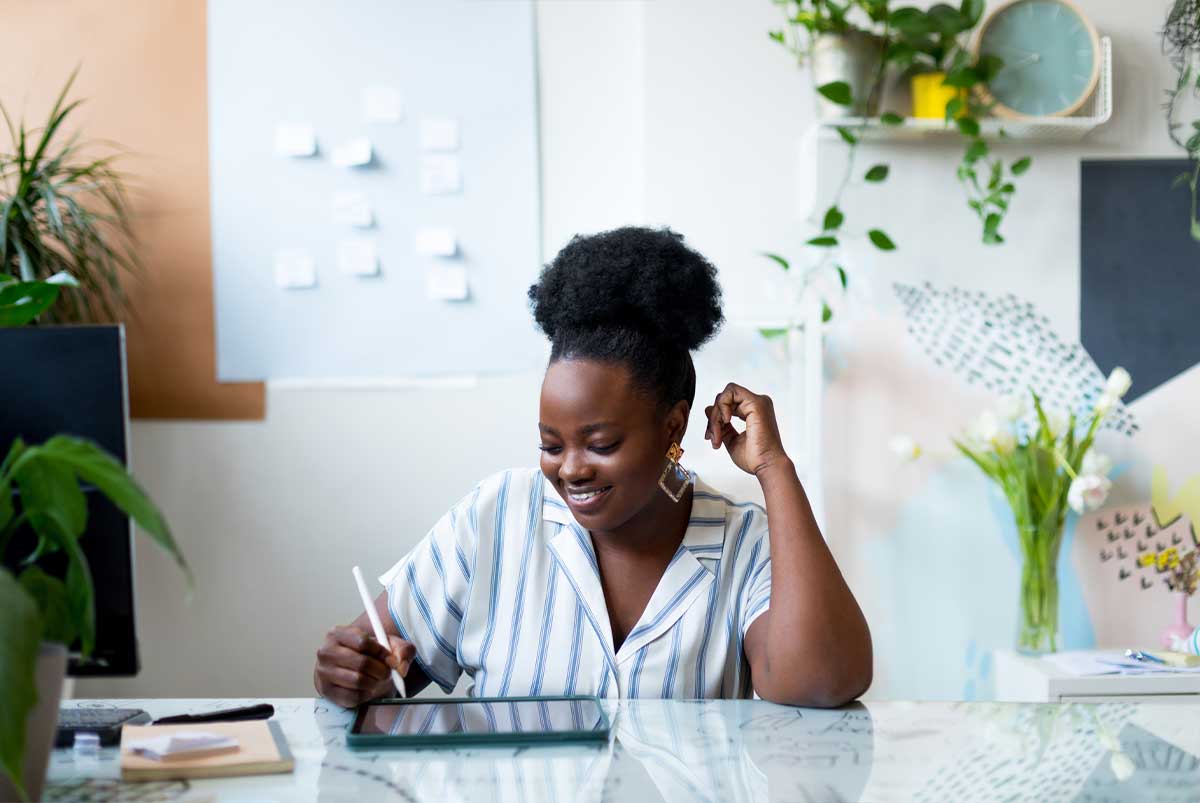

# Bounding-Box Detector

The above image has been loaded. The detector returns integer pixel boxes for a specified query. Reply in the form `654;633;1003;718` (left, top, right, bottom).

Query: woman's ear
666;400;690;445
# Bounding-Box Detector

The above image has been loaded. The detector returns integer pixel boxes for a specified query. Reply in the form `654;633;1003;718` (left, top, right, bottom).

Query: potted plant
885;2;984;119
0;435;186;801
1;69;139;323
770;0;892;118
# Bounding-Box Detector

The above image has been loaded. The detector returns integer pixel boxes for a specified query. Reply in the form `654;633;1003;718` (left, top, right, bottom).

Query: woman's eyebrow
536;422;617;436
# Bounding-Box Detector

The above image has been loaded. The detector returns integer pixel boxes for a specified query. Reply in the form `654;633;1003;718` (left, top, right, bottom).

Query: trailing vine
1162;0;1200;239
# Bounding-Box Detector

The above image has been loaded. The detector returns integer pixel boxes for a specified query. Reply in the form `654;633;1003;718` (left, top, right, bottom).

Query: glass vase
1012;506;1067;655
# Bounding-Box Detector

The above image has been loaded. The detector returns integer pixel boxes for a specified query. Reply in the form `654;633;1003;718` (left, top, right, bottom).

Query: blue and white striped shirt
380;468;772;699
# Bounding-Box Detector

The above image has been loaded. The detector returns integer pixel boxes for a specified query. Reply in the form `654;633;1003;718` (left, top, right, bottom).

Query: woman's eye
590;442;619;454
537;444;562;454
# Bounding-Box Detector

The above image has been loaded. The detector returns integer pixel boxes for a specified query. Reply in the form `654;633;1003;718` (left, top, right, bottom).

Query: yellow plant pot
911;72;966;120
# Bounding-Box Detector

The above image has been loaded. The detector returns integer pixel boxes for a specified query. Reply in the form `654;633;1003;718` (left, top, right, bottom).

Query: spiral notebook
119;720;294;782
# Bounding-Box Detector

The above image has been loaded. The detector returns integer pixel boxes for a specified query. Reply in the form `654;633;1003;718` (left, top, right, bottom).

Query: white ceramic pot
811;31;884;119
0;643;66;802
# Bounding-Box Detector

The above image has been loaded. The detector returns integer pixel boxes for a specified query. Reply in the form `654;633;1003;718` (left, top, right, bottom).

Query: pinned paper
363;86;403;123
337;237;380;277
420;154;462;195
273;249;317;289
333;191;374;228
420;117;460;152
426;266;469;301
415;228;458;257
332;137;373;168
274;123;316;157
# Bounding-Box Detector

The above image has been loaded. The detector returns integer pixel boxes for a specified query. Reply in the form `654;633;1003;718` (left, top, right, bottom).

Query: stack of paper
1045;650;1200;676
127;731;239;761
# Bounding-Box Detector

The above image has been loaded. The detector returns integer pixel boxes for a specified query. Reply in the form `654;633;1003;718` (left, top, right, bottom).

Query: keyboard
55;707;151;747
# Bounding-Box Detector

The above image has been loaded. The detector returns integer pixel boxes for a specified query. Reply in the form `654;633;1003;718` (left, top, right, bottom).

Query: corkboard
0;0;264;419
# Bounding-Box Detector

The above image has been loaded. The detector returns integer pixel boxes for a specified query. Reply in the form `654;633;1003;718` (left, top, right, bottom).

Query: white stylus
352;565;406;698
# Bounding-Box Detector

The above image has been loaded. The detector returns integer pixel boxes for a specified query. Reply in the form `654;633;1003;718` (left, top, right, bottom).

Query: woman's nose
560;449;593;483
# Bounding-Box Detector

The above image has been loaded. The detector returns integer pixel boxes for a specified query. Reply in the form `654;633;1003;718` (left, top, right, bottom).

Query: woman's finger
387;636;417;675
319;643;389;681
333;626;392;663
316;663;374;693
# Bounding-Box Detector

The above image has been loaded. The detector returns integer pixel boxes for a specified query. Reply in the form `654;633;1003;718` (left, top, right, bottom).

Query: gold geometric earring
658;442;692;503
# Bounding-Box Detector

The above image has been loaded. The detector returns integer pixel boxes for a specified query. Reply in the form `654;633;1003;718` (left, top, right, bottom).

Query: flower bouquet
895;368;1132;654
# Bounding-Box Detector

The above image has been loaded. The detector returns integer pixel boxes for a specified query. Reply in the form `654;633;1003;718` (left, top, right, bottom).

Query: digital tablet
346;695;612;748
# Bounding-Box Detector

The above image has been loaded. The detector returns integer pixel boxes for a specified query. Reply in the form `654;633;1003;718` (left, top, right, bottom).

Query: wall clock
975;0;1101;118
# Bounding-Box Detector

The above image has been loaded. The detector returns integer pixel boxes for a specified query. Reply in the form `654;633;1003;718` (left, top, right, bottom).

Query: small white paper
274;249;317;289
426;266;469;301
337;237;380;276
332;137;373;168
332;191;374;228
415;228;458;257
363;86;403;123
420;117;460;151
419;154;462;195
274;123;316;157
128;731;239;762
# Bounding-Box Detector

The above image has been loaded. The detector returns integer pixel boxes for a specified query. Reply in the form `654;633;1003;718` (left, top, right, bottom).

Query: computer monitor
0;325;139;676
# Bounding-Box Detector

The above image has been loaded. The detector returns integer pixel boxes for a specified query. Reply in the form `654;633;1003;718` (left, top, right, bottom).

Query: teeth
570;488;608;501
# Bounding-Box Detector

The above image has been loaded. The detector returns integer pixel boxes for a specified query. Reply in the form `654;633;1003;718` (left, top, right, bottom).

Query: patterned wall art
893;282;1138;436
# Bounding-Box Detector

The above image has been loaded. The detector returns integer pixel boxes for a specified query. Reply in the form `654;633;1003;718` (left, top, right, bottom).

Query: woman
314;227;872;706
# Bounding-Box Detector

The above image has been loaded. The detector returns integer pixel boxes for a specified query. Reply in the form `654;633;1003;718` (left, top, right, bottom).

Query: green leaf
868;229;896;250
945;97;965;121
822;205;845;231
17;566;76;645
13;450;87;541
0;280;63;327
976;54;1005;84
817;81;853;106
835;126;858;145
880;112;905;126
1172;170;1192;190
927;4;967;37
944;66;981;88
964;139;988;163
62;533;95;655
807;236;839;247
836;265;848;289
889;7;930;35
761;252;790;271
956;117;980;137
864;164;889;182
35;436;187;579
984;212;1002;233
768;30;785;45
822;302;833;323
960;0;985;26
1011;156;1032;175
758;327;789;340
0;568;40;800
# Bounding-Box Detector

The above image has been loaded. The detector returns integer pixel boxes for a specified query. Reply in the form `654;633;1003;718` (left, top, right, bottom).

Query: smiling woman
314;227;873;707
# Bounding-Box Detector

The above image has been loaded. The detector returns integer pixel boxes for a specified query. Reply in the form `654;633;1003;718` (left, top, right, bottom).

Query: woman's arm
705;383;872;707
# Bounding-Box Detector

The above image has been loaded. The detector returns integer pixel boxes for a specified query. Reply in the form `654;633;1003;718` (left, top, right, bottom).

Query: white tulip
1106;366;1132;399
996;393;1027;422
1110;751;1135;782
889;434;921;462
1081;450;1112;477
1068;474;1112;514
991;429;1017;456
1093;391;1117;419
1042;407;1069;440
969;410;1000;445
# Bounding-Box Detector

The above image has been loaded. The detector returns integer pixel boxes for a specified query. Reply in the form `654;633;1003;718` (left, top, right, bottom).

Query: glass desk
47;697;1200;802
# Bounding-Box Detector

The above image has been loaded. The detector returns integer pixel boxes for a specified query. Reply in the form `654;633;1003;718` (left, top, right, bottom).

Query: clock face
979;0;1098;117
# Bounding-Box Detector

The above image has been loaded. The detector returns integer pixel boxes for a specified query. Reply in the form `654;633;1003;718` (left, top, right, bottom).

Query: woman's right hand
314;625;416;708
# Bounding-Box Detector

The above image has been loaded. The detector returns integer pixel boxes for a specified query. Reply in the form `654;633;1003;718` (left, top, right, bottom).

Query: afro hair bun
528;226;724;352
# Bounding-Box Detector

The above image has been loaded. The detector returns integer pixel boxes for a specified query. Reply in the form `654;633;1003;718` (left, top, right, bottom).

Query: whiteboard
208;0;542;380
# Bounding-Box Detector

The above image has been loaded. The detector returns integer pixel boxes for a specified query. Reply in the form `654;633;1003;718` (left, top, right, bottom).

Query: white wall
81;0;1200;701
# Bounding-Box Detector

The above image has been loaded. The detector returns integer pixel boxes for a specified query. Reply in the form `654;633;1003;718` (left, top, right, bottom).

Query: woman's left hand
704;382;790;477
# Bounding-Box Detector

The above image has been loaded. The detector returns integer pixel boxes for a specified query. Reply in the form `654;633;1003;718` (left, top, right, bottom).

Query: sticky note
333;191;374;228
274;123;316;157
420;117;460;151
415;228;458;257
337;237;380;277
363;86;403;123
274;249;317;289
420;154;462;195
426;266;469;301
332;137;373;168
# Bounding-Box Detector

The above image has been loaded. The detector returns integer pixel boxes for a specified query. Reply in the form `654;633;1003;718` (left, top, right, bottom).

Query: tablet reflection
356;699;606;736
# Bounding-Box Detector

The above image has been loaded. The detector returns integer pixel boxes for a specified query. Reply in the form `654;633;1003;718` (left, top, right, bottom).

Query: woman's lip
564;485;612;513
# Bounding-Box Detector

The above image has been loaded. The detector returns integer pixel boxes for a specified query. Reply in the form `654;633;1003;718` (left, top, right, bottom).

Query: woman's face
538;358;686;533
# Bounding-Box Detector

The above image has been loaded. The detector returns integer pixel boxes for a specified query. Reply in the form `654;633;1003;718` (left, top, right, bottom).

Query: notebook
119;720;294;782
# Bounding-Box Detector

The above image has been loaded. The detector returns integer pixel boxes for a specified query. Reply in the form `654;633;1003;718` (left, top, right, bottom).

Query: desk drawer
1059;694;1200;704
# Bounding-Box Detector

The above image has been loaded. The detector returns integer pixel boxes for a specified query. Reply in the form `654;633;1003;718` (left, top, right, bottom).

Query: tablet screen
354;698;607;736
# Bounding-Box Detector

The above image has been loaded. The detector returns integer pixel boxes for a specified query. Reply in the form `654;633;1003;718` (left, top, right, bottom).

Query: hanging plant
1162;0;1200;240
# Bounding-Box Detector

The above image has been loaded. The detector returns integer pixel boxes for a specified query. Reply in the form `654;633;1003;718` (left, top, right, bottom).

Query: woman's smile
564;484;613;514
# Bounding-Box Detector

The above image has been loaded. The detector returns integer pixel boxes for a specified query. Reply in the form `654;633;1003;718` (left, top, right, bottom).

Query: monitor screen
0;325;138;676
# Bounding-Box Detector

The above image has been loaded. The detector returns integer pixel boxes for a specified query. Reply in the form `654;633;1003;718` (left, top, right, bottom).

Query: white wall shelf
819;36;1112;144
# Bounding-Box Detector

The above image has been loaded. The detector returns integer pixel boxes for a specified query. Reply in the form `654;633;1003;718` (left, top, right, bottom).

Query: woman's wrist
755;454;797;486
